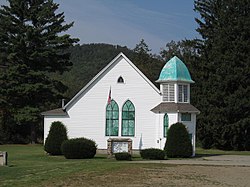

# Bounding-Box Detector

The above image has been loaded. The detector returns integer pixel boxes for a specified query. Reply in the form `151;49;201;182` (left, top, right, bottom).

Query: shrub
114;152;132;161
140;148;165;160
164;122;193;158
245;139;250;151
61;137;97;159
44;121;68;155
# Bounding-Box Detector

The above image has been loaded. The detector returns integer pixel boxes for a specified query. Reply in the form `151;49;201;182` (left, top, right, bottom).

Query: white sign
112;142;128;153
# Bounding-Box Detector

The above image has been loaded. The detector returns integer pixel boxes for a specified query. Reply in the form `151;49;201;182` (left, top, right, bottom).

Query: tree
164;122;193;158
194;0;250;150
44;121;68;155
133;39;151;55
132;39;164;84
0;0;78;143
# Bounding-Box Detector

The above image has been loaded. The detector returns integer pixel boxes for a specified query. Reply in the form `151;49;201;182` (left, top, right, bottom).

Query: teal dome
157;56;194;83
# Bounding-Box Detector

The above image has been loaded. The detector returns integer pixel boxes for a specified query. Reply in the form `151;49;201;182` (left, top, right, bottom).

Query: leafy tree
0;0;78;143
164;122;193;158
194;0;250;150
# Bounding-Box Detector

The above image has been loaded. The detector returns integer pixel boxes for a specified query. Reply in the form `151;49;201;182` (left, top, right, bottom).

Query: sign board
112;142;128;153
0;152;7;166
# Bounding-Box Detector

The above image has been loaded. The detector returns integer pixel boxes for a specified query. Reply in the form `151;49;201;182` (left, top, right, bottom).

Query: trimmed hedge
140;148;165;160
44;121;68;155
61;137;97;159
164;122;193;158
115;152;132;161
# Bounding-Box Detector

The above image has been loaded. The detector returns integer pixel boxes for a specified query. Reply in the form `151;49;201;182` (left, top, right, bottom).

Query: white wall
44;57;161;150
155;113;178;149
154;112;196;155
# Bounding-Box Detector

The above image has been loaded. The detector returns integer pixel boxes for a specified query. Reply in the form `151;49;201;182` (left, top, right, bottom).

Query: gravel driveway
133;155;250;166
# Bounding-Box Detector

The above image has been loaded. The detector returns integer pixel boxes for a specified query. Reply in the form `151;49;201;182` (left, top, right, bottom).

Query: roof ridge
62;52;160;111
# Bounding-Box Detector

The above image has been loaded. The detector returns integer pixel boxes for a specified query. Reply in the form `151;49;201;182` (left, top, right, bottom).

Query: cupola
156;56;194;103
157;56;194;83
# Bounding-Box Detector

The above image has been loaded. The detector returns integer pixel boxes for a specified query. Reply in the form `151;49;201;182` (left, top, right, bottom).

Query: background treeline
0;0;249;151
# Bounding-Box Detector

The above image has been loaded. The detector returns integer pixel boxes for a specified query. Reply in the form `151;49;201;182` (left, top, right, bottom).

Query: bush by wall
164;122;192;158
114;152;132;161
44;121;68;155
61;137;97;159
140;148;165;160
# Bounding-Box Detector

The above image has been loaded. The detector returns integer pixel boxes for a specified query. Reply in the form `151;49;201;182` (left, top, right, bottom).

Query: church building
42;52;199;155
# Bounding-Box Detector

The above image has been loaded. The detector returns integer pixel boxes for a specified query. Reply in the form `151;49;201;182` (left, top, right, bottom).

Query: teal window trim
122;100;135;136
163;113;169;137
181;113;191;121
106;100;119;136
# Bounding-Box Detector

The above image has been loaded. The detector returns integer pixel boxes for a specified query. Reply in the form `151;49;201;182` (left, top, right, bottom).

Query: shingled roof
41;108;67;116
151;102;200;114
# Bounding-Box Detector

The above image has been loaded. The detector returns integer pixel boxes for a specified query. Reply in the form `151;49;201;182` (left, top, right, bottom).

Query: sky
0;0;200;53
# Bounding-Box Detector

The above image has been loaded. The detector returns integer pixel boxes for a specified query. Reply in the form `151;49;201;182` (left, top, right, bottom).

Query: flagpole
108;86;111;138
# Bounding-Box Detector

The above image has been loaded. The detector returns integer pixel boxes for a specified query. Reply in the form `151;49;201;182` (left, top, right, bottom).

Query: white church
42;52;199;155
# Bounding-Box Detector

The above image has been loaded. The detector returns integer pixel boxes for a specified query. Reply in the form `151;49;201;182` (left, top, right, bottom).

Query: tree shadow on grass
195;153;222;158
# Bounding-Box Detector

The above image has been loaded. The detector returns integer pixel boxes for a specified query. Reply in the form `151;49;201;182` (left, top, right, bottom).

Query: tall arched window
106;100;119;136
164;114;169;137
122;100;135;136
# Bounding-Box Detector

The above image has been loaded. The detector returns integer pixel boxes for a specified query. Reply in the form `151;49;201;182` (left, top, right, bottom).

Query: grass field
196;147;250;156
1;145;250;187
0;144;132;187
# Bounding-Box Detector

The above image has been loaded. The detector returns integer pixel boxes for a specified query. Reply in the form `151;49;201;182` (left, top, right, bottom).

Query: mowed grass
1;145;250;187
196;147;250;156
0;144;142;187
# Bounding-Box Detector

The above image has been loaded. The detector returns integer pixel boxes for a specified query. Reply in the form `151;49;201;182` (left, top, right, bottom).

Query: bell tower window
178;84;188;103
162;84;174;102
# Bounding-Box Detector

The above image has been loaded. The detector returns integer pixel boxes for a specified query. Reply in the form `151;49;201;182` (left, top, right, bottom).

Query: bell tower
151;56;199;156
156;56;194;103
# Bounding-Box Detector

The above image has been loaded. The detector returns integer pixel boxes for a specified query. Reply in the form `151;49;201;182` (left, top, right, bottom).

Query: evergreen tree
0;0;78;143
194;0;250;150
133;39;151;55
164;122;193;158
44;121;68;155
133;39;164;84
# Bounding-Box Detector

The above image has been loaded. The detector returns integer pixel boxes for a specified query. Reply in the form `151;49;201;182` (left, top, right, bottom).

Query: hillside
52;43;165;102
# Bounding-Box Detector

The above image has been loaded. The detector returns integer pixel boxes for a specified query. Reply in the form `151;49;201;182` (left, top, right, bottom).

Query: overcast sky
0;0;200;53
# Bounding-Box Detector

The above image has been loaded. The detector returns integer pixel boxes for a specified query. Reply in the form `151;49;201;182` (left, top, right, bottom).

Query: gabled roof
151;102;200;114
62;52;160;111
156;56;194;83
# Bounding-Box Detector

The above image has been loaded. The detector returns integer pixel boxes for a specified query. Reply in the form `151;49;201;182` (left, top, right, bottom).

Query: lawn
1;145;250;187
196;147;250;156
0;144;133;187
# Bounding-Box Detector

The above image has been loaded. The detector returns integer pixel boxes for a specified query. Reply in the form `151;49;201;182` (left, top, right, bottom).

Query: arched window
163;114;169;137
117;76;124;83
122;100;135;136
106;100;119;136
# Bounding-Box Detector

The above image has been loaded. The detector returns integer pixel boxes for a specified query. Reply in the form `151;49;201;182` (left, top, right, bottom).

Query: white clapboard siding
44;53;161;150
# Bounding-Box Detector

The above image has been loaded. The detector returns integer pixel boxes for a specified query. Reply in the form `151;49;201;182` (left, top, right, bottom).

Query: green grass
0;144;136;187
1;145;250;187
196;147;250;156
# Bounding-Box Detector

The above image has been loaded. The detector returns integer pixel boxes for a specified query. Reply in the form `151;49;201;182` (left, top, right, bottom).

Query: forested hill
52;43;165;101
